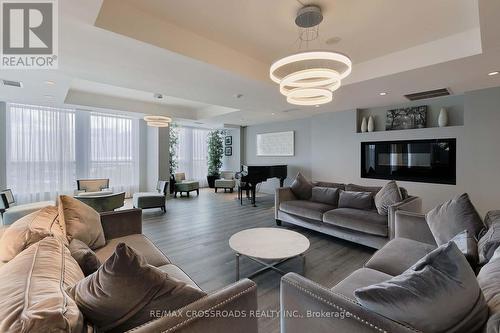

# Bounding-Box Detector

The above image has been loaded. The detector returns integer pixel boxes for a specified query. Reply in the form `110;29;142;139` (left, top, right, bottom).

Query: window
175;126;210;187
6;104;140;203
6;104;76;203
88;112;139;194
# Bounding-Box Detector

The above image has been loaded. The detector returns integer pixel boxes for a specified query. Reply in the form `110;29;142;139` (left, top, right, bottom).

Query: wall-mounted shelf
355;125;464;140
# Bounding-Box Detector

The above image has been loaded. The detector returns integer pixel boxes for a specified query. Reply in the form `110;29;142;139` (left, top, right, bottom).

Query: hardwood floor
130;188;374;333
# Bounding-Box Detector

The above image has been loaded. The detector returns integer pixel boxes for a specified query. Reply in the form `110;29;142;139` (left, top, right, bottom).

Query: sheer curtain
88;112;139;195
176;127;210;187
6;104;75;203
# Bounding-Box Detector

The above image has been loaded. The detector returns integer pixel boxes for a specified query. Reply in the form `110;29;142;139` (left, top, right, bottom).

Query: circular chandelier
270;6;352;106
144;115;172;127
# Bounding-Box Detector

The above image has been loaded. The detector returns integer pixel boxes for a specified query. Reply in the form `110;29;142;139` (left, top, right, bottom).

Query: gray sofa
280;210;500;333
275;182;421;249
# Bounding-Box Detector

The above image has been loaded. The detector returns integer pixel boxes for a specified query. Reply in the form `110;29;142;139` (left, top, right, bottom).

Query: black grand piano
235;165;287;207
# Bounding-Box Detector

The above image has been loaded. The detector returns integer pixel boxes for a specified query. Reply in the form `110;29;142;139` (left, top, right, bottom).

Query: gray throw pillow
374;180;403;216
311;187;340;206
477;246;500;333
345;184;381;196
290;172;313;200
478;211;500;265
426;193;485;245
355;242;488;333
311;181;345;191
450;230;479;268
338;191;372;210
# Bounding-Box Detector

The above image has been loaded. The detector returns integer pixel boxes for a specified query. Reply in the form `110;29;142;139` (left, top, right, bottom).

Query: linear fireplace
361;139;456;185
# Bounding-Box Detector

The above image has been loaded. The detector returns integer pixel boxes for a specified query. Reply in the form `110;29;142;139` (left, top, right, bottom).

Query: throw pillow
374;180;403;215
0;237;84;332
450;230;479;268
426;193;485;245
68;243;206;332
478;211;500;265
345;184;381;196
311;181;345;191
311;187;340;206
477;246;500;333
0;206;66;262
355;242;488;332
290;172;313;200
58;195;106;250
338;191;372;210
69;239;101;276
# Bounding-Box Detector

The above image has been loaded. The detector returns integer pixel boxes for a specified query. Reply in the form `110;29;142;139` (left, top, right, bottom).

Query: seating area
1;1;500;332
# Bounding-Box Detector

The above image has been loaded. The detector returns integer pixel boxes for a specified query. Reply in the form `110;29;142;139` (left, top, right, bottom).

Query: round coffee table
229;228;310;281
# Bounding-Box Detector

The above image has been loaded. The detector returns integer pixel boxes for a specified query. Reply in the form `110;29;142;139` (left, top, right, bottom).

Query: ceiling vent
404;88;450;101
2;79;23;88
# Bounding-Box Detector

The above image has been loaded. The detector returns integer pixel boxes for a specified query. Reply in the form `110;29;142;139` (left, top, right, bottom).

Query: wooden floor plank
126;188;374;333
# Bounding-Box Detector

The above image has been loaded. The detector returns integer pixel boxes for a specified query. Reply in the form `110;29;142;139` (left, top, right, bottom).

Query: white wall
244;87;500;216
222;127;242;173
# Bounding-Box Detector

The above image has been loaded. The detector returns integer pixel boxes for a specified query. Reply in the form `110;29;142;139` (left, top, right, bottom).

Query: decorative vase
438;108;448;127
368;116;375;132
361;117;367;133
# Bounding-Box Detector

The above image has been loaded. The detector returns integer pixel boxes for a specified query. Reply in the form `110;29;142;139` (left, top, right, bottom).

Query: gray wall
244;87;500;215
243;118;311;193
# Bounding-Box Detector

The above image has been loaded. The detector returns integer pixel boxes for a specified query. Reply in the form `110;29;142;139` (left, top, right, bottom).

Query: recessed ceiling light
235;94;244;99
488;71;499;76
379;92;387;96
154;93;164;100
315;105;320;108
44;80;55;85
271;112;276;115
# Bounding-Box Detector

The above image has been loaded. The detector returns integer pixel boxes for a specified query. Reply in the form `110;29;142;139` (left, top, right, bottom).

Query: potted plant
207;129;224;188
169;123;179;194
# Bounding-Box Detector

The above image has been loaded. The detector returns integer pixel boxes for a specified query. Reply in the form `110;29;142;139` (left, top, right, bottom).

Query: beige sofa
280;210;500;332
275;182;421;249
0;209;258;333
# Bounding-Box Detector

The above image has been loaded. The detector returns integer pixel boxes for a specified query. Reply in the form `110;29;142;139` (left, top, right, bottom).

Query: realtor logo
1;0;58;69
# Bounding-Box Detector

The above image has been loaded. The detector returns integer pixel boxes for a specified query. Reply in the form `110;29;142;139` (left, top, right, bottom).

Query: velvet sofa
280;209;500;333
0;208;258;333
275;182;421;249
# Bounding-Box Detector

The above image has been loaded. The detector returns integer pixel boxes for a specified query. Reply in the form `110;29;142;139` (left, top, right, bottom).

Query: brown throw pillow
290;172;313;200
68;243;206;332
58;195;105;250
0;206;66;262
69;239;101;276
0;237;84;332
426;193;485;245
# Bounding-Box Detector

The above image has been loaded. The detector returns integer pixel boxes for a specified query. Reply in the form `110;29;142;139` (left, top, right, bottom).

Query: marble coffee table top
229;227;310;260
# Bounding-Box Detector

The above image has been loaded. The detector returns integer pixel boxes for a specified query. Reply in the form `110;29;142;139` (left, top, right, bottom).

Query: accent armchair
75;178;113;196
215;171;236;193
133;181;169;212
174;173;200;197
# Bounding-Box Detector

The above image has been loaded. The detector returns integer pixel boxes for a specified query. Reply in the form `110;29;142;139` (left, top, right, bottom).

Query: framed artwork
225;147;232;156
386;105;427;130
256;131;294;156
225;136;232;146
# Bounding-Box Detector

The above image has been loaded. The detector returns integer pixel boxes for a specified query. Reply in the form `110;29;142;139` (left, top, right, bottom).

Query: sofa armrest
275;187;297;219
387;196;422;239
100;209;142;240
128;279;258;333
281;273;419;333
395;210;436;245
